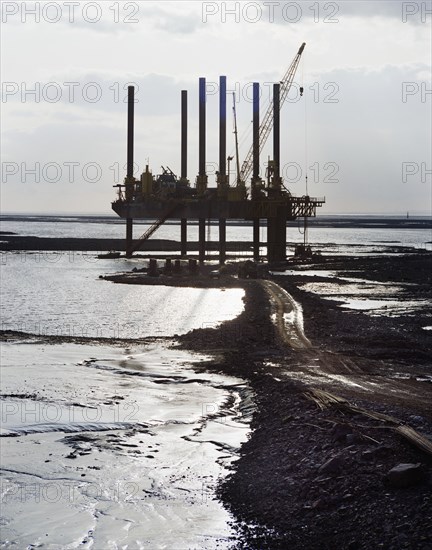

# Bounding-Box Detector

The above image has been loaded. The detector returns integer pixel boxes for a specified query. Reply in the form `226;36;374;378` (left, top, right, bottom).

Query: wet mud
177;251;432;549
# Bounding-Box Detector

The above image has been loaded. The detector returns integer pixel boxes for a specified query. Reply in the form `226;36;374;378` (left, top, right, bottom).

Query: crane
238;42;306;185
232;92;241;185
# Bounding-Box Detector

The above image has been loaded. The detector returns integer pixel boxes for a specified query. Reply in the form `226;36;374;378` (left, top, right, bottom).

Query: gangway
130;204;178;254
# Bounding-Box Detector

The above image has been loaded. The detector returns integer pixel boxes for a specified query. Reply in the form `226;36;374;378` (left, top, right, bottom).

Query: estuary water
0;217;250;549
0;253;244;338
1;215;431;253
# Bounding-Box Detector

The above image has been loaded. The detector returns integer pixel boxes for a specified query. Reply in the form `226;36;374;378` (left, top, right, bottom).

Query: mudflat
179;251;432;549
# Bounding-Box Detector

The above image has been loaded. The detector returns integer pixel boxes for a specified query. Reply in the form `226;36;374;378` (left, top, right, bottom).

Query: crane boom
239;42;306;184
232;92;241;185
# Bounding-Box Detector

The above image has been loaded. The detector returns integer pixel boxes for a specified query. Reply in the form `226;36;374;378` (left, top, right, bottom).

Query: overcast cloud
1;0;431;214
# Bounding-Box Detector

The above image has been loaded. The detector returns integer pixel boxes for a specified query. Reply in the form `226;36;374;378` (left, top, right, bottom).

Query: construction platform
112;43;325;262
112;195;324;221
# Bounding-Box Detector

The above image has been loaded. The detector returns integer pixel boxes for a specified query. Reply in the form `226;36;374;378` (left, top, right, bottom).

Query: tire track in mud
262;279;375;375
260;280;312;350
260;280;431;410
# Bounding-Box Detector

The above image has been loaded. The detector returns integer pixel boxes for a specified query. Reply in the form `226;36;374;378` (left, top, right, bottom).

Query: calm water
1;216;431;251
0;252;244;338
1;216;429;338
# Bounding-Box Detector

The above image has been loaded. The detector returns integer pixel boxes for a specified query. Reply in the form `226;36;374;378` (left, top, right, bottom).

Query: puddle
338;298;430;316
298;278;428;317
299;281;403;298
270;269;336;278
275;269;414;289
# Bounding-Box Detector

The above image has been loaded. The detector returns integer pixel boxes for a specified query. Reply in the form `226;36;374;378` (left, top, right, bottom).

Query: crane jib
239;42;306;183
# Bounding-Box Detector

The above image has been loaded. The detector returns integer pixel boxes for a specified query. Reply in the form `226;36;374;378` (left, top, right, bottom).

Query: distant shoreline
1;215;431;254
1;213;431;229
1;235;430;253
1;214;430;252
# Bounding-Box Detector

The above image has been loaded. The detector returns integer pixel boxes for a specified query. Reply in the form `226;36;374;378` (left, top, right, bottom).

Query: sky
1;0;431;215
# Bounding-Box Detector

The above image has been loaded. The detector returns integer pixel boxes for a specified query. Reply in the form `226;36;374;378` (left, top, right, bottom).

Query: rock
318;455;344;475
385;463;424;488
362;445;392;460
332;423;352;442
